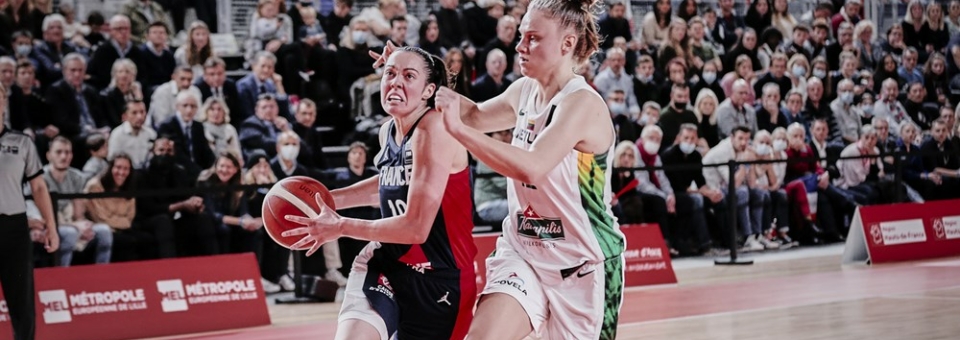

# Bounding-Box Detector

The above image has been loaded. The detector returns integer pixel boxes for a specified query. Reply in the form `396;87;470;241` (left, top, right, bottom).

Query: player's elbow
403;212;435;244
514;165;549;185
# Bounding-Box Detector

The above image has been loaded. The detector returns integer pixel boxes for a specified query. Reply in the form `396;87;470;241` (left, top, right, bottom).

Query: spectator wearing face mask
831;79;864;145
638;101;661;129
835;125;882;205
635;125;677;254
661;124;721;255
691;59;726;105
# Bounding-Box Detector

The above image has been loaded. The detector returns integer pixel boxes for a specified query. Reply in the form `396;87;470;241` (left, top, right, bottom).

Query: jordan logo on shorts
517;205;565;240
437;291;451;306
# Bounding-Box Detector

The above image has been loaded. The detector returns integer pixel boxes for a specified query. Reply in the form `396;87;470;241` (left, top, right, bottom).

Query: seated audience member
831;79;864;144
475;129;511;226
175;21;213;80
38;137;113;266
197;97;242;161
755;83;788;133
87;15;143;91
291;99;328;171
920;119;960;200
148;66;203;128
82;134;109;180
608;89;641;144
240;94;291;160
270;131;310;178
693;89;721;149
805;77;842;143
611;141;644;225
237;51;292;122
239;150;284;293
767;127;796;244
9;60;49;136
716;79;759;139
658;58;691;107
470;48;513;103
595;47;638;111
83;154;150;262
636;125;677;252
100;59;143;128
690;59;726;104
195;57;242;127
35;14;79;87
199;153;263;255
639;101;662;129
661;124;721;255
45;53;108;168
873;78;913;137
325;141;379;276
784;123;847;243
138;136;217;256
138;21;177;95
702;126;757;250
633;55;662;108
748;130;785;249
108;99;156;168
901;82;939;131
157;91;216;179
658;84;697;150
897;122;931;198
835;125;881;205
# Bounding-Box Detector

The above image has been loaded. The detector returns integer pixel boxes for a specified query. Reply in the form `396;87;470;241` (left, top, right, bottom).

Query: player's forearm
450;124;544;184
339;213;430;244
331;175;381;209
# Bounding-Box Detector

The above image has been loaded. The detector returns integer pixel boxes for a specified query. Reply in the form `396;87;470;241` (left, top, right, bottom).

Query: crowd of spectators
9;0;960;290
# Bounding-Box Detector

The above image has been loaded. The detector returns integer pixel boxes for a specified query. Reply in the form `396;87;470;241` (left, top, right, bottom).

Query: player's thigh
335;319;384;340
467;293;534;340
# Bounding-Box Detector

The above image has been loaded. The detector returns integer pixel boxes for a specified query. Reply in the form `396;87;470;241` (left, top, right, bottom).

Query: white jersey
501;76;625;284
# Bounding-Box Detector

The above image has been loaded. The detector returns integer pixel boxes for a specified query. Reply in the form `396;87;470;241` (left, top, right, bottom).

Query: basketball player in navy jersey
283;46;476;340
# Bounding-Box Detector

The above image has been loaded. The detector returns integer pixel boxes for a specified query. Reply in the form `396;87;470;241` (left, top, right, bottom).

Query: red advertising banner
0;253;270;340
472;224;676;291
842;199;960;265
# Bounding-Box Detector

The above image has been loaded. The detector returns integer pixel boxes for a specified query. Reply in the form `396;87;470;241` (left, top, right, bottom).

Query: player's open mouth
387;94;404;102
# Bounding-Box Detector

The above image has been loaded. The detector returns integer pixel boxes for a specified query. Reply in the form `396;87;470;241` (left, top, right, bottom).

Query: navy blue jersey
373;115;476;276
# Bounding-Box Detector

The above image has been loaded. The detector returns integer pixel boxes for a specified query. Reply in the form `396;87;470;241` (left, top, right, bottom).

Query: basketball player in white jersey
435;0;624;339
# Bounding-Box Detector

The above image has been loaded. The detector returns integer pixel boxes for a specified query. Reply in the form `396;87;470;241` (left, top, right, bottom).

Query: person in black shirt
598;0;632;50
920;119;960;200
431;0;465;49
291;99;328;171
756;83;788;133
658;83;698;150
661;124;724;254
320;0;353;47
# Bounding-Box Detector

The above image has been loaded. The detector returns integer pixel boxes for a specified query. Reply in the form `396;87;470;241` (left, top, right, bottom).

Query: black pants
640;193;671;245
0;214;35;340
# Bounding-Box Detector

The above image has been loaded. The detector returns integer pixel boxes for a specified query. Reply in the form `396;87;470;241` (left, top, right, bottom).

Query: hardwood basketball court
150;245;960;339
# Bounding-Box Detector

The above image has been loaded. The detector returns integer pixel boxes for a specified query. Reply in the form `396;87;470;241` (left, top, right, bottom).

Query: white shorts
338;242;394;340
480;237;624;340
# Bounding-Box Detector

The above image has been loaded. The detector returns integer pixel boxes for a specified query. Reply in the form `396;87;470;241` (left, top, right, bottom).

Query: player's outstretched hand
282;193;344;256
369;40;398;69
435;87;463;134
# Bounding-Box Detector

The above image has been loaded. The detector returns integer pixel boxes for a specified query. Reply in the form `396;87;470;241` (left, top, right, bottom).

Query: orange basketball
262;176;337;250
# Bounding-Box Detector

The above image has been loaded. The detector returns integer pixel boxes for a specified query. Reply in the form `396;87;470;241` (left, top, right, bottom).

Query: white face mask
280;145;300;161
792;65;806;78
643;141;660;155
702;71;717;84
773;139;787;152
754;143;772;156
679;142;697;154
352;31;368;45
813;69;827;79
609;102;627;116
840;91;855;104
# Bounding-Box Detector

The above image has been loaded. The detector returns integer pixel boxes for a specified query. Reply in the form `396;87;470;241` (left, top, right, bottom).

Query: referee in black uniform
0;85;59;340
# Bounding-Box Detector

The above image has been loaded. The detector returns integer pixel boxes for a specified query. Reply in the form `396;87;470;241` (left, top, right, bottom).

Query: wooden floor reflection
150;251;960;340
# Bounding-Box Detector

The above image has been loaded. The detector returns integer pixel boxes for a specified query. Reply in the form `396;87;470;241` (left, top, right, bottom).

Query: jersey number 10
387;199;408;216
